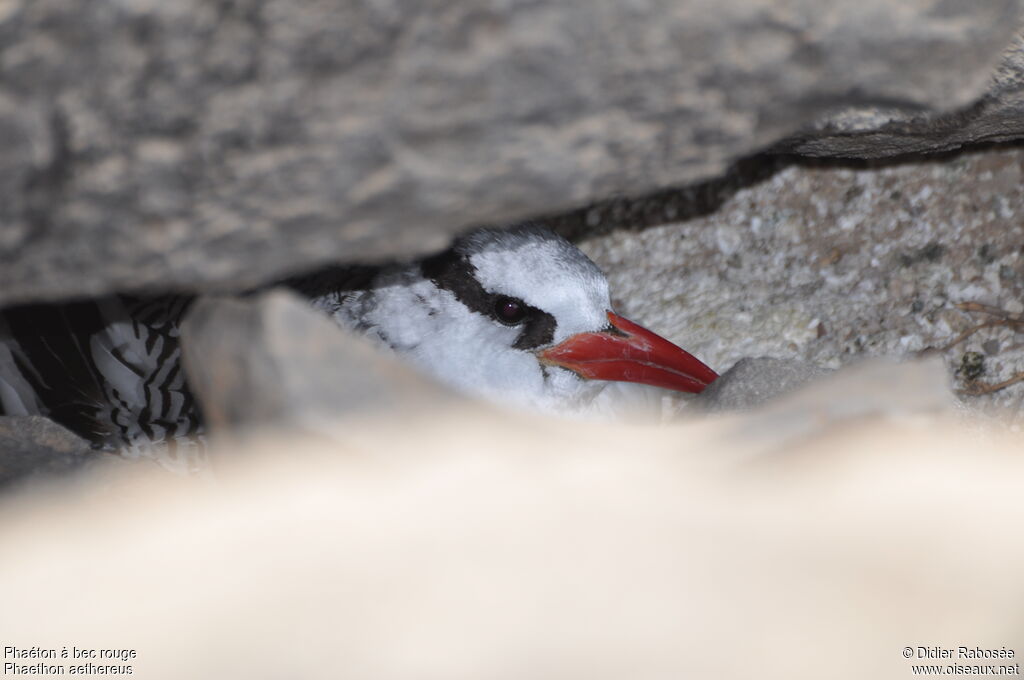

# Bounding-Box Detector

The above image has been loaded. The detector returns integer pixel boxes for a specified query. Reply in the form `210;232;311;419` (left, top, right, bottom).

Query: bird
289;223;718;415
0;295;205;470
0;224;716;470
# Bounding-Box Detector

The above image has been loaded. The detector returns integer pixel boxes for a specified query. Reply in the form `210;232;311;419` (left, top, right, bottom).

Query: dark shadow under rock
543;156;789;242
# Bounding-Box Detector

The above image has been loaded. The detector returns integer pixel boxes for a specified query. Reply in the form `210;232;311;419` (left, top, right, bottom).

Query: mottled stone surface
0;415;94;487
581;146;1024;418
0;0;1021;305
179;290;464;431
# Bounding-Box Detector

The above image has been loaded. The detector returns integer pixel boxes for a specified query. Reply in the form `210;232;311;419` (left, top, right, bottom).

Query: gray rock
699;357;830;413
178;290;464;431
778;35;1024;158
0;416;95;487
0;0;1021;306
718;357;955;459
695;356;958;457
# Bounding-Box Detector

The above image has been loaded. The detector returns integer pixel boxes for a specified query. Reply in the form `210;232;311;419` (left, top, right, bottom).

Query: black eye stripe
492;296;559;349
422;250;490;314
422;248;556;350
512;312;556;350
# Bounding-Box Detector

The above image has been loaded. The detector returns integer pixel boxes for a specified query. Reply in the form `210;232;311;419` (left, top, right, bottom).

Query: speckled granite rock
581;146;1024;418
0;415;95;487
0;0;1021;306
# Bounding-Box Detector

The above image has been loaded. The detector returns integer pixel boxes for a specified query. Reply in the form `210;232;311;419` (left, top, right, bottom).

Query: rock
751;356;955;422
178;290;465;432
693;357;953;456
1;394;1023;678
721;357;955;458
778;35;1024;158
0;416;95;487
699;357;830;413
580;145;1024;417
0;1;1021;306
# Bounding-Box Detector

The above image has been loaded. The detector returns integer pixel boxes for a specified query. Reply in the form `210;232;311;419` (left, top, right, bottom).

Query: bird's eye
493;296;527;325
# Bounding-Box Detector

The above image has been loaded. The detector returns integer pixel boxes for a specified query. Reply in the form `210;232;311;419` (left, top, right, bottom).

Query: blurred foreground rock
0;356;1019;680
0;416;94;487
1;1;1022;305
179;290;465;432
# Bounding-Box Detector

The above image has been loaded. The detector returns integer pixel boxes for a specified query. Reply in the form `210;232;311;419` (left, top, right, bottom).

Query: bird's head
411;224;717;413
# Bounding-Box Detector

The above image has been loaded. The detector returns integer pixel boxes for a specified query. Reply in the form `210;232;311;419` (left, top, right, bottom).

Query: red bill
538;311;717;393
